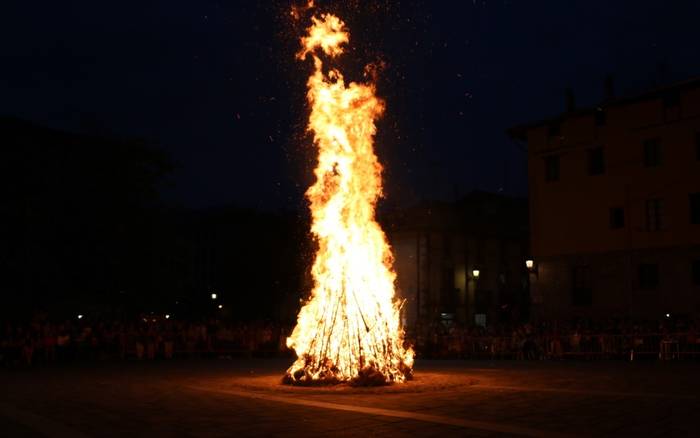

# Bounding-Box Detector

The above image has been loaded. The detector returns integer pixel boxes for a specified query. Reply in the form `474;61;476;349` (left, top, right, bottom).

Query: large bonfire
284;13;414;385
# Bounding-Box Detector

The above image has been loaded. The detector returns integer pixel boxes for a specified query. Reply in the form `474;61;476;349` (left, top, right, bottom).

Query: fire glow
284;13;414;385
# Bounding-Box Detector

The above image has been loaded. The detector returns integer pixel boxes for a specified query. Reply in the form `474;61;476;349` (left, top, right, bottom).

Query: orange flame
285;13;414;385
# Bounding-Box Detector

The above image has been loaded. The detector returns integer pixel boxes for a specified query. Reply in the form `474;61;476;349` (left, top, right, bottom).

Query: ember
284;13;414;385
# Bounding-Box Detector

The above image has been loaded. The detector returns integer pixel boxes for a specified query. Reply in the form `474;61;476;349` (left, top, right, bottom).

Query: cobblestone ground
1;359;698;437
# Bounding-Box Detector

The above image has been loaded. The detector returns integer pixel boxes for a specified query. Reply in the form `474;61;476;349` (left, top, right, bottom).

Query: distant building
0;116;170;316
152;206;307;322
509;77;700;319
386;192;529;331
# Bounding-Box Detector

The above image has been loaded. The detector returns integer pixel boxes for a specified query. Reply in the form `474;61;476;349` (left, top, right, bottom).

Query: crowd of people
416;317;700;360
2;315;700;367
0;317;291;368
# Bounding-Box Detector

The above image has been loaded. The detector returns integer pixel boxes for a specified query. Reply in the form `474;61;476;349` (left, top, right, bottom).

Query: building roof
507;75;700;141
383;191;528;239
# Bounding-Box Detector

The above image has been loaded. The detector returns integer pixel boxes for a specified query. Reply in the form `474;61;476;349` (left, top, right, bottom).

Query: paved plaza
1;358;698;437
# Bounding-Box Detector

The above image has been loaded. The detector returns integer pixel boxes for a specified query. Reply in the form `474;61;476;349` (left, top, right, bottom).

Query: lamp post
525;259;538;277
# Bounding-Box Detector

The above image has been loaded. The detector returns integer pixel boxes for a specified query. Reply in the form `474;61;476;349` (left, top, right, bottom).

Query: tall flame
285;14;414;385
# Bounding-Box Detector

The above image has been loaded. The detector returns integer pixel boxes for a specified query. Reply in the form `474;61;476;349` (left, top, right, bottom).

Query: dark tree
0;117;172;318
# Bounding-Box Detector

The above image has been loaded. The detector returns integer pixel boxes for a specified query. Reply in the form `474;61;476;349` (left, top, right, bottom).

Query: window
690;193;700;225
645;199;664;231
587;147;605;175
475;289;492;314
643;139;662;167
663;91;680;108
440;267;456;311
693;260;700;286
572;266;592;306
610;207;625;229
443;234;452;255
663;91;681;122
595;109;606;126
639;264;659;290
545;155;560;182
548;122;560;137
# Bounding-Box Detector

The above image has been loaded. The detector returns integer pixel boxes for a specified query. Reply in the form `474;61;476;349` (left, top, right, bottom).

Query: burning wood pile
284;12;414;386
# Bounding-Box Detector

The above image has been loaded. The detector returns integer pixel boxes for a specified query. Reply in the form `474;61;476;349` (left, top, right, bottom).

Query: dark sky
3;1;700;210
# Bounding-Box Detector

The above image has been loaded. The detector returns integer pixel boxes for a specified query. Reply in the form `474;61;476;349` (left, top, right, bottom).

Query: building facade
386;192;529;332
509;78;700;319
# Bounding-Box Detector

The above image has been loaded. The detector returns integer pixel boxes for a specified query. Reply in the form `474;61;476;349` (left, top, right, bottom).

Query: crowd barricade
121;334;291;360
546;333;700;360
424;332;700;360
4;327;700;366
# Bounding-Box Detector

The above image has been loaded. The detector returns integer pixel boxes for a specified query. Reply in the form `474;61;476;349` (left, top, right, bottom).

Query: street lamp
211;293;217;300
472;269;480;280
526;259;538;278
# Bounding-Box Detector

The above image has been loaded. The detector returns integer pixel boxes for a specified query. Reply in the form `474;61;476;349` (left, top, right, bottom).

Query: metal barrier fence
5;333;700;364
421;333;700;360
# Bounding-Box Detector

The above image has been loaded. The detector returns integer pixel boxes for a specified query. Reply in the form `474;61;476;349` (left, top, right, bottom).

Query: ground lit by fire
284;13;414;385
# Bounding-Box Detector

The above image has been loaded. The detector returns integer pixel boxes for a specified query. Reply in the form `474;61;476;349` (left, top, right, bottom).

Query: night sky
3;1;700;210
